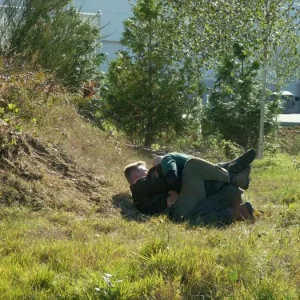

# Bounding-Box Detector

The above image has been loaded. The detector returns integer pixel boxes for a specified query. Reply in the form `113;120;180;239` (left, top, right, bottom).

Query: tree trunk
144;130;154;148
257;42;268;159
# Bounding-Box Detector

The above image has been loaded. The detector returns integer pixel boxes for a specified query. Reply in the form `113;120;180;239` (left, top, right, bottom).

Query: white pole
257;42;268;159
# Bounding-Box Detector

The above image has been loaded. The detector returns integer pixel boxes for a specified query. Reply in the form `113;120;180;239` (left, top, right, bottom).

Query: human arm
130;177;169;215
161;154;181;192
165;170;181;193
167;190;179;208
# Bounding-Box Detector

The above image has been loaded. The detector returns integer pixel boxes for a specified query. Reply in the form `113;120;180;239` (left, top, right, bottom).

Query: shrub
101;0;200;147
201;44;280;149
0;0;104;89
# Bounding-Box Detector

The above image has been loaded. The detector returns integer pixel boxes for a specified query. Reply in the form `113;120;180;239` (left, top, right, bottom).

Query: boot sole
228;149;256;173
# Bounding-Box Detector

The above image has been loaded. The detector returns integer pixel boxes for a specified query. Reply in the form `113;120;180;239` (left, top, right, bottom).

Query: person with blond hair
124;161;169;214
124;150;256;226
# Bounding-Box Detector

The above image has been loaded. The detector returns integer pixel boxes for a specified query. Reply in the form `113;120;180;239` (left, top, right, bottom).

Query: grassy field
1;153;300;299
1;68;300;299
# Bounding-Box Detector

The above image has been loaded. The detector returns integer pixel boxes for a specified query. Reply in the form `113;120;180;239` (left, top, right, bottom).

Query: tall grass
1;152;300;299
1;65;300;299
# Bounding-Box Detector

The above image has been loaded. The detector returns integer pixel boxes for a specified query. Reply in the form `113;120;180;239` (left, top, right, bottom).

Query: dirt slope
0;128;113;215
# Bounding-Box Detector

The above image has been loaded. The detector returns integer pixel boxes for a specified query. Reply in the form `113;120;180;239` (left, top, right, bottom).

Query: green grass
1;65;300;299
1;153;300;300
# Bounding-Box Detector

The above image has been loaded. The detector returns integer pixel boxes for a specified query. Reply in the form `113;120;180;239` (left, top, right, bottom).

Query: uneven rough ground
278;126;300;154
0;129;113;215
2;63;300;299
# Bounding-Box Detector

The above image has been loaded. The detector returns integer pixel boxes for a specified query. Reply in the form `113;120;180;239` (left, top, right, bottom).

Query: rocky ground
0;125;114;215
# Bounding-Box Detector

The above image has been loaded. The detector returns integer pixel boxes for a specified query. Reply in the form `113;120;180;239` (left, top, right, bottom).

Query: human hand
147;166;159;179
167;190;179;208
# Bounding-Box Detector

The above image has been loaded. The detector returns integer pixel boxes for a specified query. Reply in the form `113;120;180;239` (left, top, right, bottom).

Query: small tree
22;8;103;88
201;44;280;149
102;0;199;147
162;0;300;157
0;0;103;88
242;0;300;158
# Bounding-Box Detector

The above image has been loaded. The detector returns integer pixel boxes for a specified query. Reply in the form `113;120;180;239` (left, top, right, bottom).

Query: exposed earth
0;127;112;215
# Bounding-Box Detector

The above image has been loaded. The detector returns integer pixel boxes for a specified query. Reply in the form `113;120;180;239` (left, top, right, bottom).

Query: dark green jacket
159;152;225;196
130;177;169;215
159;152;191;192
160;152;192;177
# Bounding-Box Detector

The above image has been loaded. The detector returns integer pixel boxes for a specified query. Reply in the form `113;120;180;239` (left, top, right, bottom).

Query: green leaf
229;270;239;283
8;103;16;110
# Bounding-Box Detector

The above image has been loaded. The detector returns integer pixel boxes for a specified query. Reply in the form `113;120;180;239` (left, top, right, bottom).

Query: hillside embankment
1;65;300;299
0;64;145;219
1;64;300;218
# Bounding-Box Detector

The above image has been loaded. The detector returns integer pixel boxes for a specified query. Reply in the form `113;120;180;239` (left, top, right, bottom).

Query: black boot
234;202;254;221
218;149;256;173
230;166;251;190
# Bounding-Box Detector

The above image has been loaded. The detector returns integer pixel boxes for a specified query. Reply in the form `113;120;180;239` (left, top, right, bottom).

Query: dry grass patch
2;65;300;299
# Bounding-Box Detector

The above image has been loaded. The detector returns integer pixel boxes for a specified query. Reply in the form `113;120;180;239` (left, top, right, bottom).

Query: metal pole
257;42;267;159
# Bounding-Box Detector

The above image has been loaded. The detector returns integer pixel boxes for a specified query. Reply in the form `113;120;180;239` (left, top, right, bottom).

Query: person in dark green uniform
152;152;192;192
124;150;256;226
152;150;255;192
150;150;255;224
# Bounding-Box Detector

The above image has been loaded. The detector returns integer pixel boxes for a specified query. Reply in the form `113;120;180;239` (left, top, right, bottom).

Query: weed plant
1;65;300;299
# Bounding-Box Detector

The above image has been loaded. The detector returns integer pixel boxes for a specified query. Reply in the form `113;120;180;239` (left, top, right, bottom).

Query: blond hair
153;155;163;166
124;161;146;183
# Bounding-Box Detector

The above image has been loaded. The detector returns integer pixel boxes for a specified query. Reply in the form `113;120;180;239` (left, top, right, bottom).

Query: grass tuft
1;65;300;298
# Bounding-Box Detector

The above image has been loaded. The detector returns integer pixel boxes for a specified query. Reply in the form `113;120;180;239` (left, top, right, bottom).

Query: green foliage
163;0;300;90
102;0;200;147
77;97;105;129
201;44;280;149
0;100;21;132
1;0;103;88
245;0;300;89
161;0;300;157
1;67;300;298
0;102;20;120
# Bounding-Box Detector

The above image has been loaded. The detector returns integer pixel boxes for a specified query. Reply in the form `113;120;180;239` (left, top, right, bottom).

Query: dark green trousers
168;157;242;225
189;184;242;227
169;157;231;222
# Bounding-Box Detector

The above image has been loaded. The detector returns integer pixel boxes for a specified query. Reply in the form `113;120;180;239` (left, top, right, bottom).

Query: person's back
160;152;191;178
154;152;192;192
124;161;169;215
130;177;169;214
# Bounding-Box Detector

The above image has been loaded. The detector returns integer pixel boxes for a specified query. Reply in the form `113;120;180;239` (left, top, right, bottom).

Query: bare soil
0;129;114;215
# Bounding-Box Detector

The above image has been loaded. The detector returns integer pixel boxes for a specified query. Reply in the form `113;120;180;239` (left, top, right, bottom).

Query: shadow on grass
112;192;150;223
